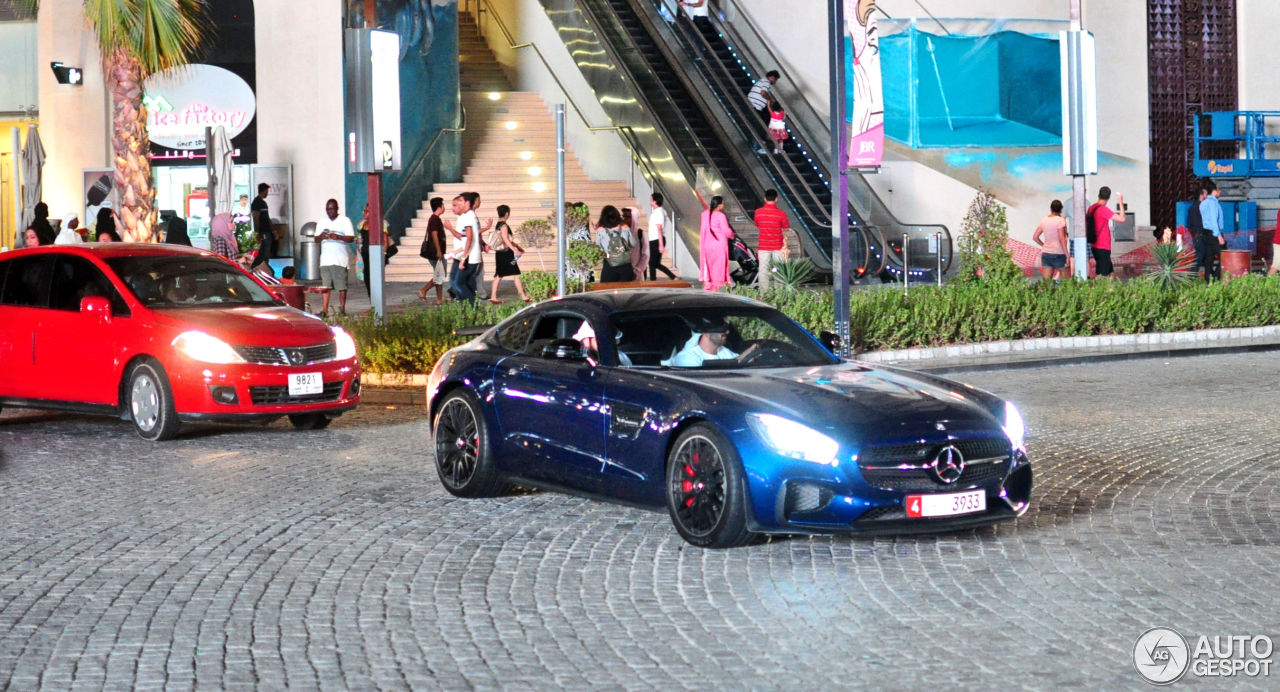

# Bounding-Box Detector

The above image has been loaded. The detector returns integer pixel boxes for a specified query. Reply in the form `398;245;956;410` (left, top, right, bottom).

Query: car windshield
610;307;837;369
105;255;278;308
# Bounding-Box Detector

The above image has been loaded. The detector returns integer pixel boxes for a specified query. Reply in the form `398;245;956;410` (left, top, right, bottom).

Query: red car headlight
331;326;357;361
172;330;247;364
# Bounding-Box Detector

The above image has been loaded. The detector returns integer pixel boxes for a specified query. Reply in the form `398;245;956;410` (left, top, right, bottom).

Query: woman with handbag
487;205;532;304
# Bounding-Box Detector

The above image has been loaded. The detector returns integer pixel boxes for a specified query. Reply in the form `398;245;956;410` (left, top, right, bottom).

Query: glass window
524;313;588;356
105;255;278;308
610;307;836;369
49;256;129;315
495;314;537;351
0;255;52;308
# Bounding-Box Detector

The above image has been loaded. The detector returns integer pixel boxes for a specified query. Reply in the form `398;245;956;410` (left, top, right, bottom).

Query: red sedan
0;244;361;440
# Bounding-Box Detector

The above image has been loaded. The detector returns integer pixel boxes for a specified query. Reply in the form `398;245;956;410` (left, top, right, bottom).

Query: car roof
1;243;213;260
549;289;770;313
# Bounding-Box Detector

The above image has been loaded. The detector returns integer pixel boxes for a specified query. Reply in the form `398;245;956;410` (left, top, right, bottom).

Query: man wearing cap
669;318;755;366
54;212;82;244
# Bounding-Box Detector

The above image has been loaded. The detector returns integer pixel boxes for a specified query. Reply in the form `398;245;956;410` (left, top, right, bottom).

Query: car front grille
234;342;338;365
857;437;1011;491
248;381;345;406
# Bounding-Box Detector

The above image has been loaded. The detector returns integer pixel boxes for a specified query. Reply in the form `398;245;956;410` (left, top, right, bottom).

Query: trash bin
298;221;319;280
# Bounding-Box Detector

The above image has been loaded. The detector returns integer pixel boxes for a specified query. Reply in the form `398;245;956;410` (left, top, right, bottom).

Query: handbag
386;243;398;259
420;236;437;261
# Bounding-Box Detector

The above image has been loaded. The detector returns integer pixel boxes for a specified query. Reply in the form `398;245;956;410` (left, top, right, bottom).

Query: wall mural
344;0;461;241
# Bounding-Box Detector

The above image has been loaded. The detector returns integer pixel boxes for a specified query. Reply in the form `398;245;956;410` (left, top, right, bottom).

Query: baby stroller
729;236;759;286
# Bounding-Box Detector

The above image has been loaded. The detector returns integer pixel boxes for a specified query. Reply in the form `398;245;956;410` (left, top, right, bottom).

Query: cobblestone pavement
2;353;1278;689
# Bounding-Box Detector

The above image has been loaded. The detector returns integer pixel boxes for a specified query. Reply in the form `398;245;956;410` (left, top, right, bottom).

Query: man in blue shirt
1199;179;1225;282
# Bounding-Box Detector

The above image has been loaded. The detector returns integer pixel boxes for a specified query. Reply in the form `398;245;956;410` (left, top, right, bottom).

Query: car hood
660;362;1004;443
152;306;334;346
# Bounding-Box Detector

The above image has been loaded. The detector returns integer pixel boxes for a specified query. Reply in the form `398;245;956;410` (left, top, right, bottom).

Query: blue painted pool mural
881;22;1062;149
344;0;461;242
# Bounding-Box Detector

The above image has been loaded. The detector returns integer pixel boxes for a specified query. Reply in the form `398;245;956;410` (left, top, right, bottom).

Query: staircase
385;13;650;283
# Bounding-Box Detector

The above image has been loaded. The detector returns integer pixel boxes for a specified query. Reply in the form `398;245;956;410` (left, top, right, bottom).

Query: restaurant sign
144;64;257;152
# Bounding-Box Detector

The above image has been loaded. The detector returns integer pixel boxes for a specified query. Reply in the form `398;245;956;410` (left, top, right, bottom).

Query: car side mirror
80;295;113;322
542;338;589;363
819;330;842;354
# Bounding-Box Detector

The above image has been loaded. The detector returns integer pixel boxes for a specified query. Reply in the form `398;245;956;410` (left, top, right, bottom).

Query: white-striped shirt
747;78;771;111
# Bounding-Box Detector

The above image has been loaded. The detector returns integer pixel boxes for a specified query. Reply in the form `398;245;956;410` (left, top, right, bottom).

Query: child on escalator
767;97;788;155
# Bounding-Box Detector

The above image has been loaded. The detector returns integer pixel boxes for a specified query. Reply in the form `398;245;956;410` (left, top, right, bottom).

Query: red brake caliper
682;458;696;506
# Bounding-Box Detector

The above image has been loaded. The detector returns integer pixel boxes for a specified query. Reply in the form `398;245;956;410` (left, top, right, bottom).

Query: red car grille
234;342;337;365
248;381;345;405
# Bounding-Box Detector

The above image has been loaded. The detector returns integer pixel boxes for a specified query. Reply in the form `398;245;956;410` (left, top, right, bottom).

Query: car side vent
784;482;834;516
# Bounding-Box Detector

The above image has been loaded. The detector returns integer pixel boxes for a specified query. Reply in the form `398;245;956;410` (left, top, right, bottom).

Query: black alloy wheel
432;389;504;497
665;423;754;548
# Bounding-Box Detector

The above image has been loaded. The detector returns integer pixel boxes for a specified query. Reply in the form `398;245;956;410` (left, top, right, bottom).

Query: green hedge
341;275;1280;374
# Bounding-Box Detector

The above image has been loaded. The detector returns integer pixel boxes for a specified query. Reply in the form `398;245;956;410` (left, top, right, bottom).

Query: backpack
1085;202;1100;245
605;227;631;267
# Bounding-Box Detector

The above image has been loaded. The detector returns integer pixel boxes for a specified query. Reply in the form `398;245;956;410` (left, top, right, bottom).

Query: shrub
347;276;1280;373
566;239;604;285
514;218;554;271
956;190;1021;284
1143;243;1196;289
768;257;816;291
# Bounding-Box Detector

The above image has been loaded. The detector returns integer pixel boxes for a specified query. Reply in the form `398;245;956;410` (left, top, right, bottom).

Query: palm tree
20;0;210;241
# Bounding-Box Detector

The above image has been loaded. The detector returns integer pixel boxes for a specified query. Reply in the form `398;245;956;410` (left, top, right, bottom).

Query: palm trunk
105;48;157;242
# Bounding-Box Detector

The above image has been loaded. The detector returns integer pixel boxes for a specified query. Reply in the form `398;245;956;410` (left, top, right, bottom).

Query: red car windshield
105;255;278;308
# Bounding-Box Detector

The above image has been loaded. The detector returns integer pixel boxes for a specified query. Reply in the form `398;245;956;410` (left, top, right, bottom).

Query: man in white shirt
450;193;484;302
678;0;708;22
670;319;739;366
315;198;355;315
647;193;676;280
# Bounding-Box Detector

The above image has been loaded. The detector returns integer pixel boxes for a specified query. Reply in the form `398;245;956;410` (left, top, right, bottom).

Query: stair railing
382;105;467;233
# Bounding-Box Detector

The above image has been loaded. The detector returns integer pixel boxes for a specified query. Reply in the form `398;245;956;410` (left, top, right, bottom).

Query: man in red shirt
753;189;793;290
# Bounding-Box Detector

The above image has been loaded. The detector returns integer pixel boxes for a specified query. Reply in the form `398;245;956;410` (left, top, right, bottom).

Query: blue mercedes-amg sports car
427;290;1031;548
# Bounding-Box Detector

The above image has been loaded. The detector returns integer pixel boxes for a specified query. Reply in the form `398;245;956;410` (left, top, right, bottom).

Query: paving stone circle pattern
1;353;1277;688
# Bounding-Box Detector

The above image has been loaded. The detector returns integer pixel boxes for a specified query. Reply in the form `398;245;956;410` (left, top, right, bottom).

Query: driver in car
669;316;757;367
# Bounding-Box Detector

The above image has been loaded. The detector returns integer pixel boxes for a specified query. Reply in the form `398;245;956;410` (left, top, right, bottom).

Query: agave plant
1142;243;1197;289
767;257;816;291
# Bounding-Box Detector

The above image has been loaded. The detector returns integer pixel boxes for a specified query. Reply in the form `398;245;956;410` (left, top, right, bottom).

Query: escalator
576;0;853;270
669;1;954;279
581;0;760;215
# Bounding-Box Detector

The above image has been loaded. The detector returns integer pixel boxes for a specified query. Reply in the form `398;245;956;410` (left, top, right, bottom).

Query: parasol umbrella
205;125;234;217
19;124;45;244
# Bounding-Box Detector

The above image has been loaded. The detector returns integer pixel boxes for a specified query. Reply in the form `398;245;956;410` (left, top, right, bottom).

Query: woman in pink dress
699;196;733;291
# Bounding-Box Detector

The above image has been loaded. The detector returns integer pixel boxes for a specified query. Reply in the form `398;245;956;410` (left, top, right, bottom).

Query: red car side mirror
80;295;113;322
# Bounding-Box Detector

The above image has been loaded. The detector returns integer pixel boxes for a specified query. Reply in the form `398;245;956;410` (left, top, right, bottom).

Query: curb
856;325;1280;372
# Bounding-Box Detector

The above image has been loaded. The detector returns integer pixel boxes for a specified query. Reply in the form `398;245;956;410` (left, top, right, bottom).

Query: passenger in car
573;320;632;366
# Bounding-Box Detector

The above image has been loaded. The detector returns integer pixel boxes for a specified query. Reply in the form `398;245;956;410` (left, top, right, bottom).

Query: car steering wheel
737;339;794;366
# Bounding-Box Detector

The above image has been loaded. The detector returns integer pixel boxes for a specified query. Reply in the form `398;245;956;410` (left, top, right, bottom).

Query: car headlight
332;326;357;361
1003;401;1026;451
746;413;839;466
172;330;246;364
